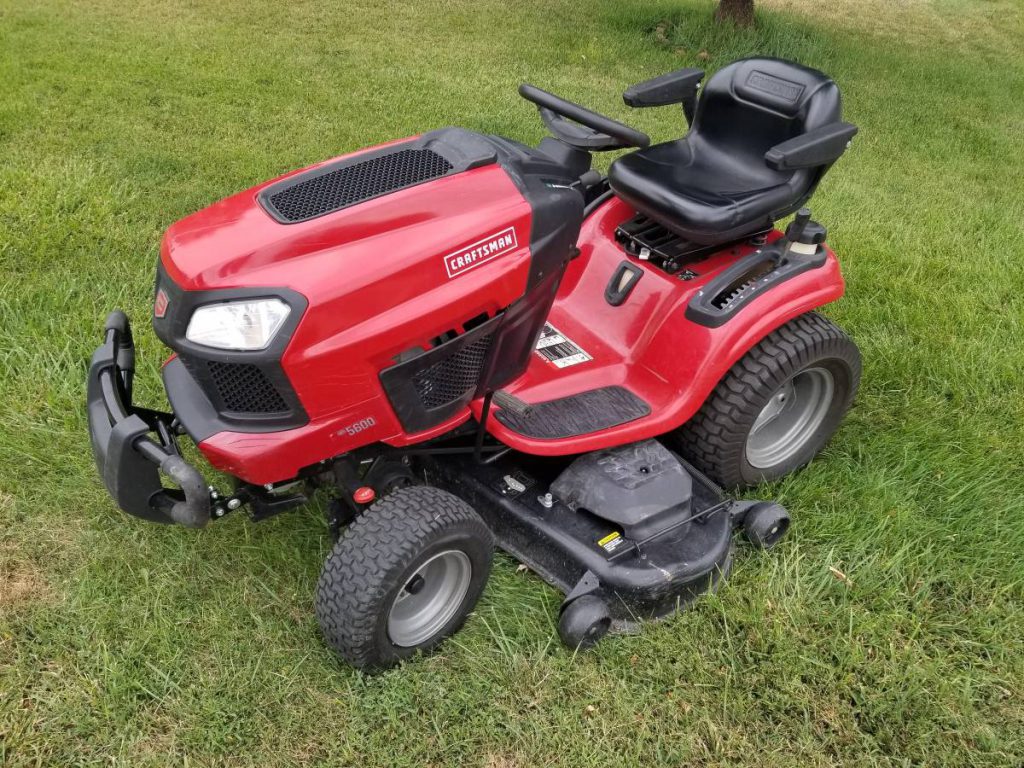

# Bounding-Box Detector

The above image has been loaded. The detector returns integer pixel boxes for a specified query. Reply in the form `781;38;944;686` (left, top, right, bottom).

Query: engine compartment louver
259;146;454;224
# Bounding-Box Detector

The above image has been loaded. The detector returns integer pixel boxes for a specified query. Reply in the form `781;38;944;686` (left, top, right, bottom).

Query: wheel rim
745;367;835;469
387;550;472;647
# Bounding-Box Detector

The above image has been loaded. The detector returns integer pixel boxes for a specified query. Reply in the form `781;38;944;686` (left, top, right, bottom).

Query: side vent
411;334;494;410
379;314;504;433
180;357;291;415
709;259;775;309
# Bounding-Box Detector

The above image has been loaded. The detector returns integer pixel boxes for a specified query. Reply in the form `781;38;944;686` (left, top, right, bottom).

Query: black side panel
379;314;503;434
476;270;562;393
258;128;498;224
494;386;651;439
472;136;586;393
485;135;584;292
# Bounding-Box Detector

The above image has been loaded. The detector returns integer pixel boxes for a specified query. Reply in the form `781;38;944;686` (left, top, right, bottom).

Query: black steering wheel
519;84;650;151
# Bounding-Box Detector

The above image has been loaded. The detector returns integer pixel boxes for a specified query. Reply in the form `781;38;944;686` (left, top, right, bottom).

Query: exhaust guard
87;311;212;528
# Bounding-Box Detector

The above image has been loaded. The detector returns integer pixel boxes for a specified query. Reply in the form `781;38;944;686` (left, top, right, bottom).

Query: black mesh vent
411;334;493;409
265;148;453;223
206;361;289;414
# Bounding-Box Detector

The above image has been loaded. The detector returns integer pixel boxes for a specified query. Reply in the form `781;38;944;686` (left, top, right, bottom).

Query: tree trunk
715;0;755;27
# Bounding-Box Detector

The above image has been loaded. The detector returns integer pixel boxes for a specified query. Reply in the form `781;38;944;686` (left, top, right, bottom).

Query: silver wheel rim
387;550;472;647
745;367;835;469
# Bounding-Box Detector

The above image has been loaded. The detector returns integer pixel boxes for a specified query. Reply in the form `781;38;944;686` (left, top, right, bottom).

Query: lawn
1;0;1023;765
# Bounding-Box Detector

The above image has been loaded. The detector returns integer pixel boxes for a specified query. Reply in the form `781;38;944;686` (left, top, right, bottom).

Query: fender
478;195;846;455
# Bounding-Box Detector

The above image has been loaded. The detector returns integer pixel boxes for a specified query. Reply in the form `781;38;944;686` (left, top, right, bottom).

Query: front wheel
675;312;861;489
315;486;493;670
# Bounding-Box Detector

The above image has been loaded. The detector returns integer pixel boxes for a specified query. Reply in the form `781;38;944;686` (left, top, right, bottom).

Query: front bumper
87;311;212;528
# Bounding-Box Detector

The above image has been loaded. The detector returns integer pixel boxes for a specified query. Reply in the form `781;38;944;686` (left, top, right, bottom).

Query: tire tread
315;485;492;669
676;312;861;488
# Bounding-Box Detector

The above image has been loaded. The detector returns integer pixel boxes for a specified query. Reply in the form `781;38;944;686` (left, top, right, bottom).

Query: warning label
597;531;626;554
535;324;592;369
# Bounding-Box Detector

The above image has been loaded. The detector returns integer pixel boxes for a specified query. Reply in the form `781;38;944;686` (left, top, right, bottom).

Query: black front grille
411;334;493;410
180;355;290;416
263;148;453;223
205;361;289;414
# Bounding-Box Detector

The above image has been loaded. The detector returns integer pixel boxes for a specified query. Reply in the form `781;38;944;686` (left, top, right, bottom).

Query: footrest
494;386;650;439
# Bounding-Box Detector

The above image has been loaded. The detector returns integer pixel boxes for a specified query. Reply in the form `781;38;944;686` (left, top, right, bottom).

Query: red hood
160;146;531;303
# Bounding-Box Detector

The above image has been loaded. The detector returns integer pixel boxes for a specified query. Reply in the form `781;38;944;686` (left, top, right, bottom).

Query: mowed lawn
1;0;1023;765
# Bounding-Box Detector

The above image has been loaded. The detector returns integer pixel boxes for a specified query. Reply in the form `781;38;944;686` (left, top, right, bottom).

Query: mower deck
428;447;738;627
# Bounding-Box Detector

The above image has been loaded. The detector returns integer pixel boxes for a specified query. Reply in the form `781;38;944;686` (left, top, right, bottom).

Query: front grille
206;361;289;414
264;148;453;223
411;333;493;409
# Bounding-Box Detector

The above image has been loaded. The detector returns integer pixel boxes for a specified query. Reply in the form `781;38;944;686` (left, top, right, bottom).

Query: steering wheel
519;84;650;151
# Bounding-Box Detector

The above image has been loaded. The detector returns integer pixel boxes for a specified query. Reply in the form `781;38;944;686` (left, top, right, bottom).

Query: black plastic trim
605;261;644;306
379;314;504;434
685;242;827;328
152;262;309;434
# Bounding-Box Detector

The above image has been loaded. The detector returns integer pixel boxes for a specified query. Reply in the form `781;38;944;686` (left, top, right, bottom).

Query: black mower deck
428;445;737;625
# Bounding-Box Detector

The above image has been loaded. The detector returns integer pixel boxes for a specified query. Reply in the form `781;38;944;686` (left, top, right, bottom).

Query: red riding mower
88;57;861;669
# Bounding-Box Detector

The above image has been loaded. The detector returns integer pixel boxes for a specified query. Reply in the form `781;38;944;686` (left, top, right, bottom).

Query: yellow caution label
598;532;620;547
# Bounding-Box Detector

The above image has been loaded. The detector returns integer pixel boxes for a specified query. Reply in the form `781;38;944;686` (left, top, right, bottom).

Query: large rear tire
315;485;493;670
675;312;860;489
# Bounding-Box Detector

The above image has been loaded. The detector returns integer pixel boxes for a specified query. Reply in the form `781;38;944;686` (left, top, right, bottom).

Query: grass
1;0;1023;764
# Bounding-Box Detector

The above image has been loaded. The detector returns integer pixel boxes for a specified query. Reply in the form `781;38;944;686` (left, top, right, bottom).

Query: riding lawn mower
88;57;861;669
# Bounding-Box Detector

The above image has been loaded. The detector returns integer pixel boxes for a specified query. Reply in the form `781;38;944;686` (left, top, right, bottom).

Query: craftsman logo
746;71;804;102
153;288;169;318
444;227;518;279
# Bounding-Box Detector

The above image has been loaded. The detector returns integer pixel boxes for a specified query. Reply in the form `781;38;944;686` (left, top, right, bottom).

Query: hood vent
260;146;453;224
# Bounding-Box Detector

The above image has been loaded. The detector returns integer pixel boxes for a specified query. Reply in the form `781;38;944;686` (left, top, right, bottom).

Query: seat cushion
608;57;842;245
609;138;801;243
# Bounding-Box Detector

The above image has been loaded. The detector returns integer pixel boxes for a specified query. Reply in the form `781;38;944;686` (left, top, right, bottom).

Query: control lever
778;207;827;262
577;170;603;189
785;208;812;243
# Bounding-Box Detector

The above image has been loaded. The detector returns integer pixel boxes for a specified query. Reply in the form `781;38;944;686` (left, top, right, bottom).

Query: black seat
609;58;856;245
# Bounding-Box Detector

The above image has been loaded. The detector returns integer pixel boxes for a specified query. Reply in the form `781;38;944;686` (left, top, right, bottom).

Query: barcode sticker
535;323;592;369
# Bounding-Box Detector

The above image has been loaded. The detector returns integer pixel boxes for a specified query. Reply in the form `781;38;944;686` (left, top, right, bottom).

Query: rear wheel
315;485;493;670
676;312;860;489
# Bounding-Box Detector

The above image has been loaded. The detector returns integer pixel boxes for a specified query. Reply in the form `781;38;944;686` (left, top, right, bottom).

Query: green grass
2;0;1023;765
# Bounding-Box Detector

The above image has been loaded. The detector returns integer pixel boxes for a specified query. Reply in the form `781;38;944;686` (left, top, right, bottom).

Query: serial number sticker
598;531;626;553
535;323;592;369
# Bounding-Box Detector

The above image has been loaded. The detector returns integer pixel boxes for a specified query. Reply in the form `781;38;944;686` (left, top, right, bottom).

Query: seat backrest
691;57;842;181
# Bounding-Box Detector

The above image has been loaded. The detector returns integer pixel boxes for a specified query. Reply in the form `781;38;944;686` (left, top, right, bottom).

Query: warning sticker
597;531;626;554
535;324;592;369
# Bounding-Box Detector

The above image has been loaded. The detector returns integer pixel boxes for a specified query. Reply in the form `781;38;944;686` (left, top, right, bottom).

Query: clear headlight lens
185;299;290;351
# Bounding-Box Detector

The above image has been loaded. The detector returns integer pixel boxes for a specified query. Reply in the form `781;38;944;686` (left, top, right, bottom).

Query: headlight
185;299;290;351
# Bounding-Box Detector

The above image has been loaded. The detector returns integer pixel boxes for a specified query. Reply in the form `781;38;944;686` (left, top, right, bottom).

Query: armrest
623;68;705;108
764;122;858;171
